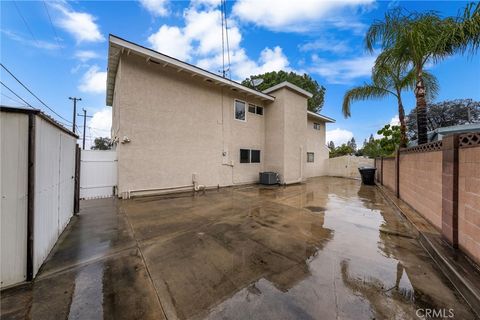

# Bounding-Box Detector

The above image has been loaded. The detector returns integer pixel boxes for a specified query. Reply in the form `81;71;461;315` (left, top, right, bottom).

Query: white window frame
234;99;247;122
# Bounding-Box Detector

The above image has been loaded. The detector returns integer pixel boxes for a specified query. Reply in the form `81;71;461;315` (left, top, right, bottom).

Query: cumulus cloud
389;115;400;126
78;65;107;94
50;2;104;43
139;0;169;16
309;53;376;84
75;50;100;62
148;25;192;61
326;128;354;146
232;0;373;32
147;4;291;80
85;107;112;149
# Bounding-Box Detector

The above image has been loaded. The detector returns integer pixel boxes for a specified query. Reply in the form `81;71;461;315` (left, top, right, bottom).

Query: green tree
91;137;113;150
406;99;480;140
361;125;401;158
342;58;438;147
329;144;354;158
328;141;335;150
347;137;357;151
242;71;326;112
366;3;480;144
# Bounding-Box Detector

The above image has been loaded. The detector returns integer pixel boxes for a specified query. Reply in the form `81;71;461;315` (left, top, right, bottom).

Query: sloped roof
106;35;275;106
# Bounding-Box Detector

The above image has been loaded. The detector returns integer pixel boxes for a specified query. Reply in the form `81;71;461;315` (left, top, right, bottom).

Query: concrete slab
1;177;476;319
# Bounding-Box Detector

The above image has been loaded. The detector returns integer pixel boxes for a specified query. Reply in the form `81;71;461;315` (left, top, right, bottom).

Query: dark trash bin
358;167;376;185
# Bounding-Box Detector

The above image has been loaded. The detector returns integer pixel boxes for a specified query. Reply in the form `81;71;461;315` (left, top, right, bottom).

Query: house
106;35;335;198
408;122;480;147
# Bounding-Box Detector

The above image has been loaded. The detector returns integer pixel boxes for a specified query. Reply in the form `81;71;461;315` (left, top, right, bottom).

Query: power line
1;92;23;105
13;0;39;47
0;63;72;124
42;0;62;50
0;81;35;109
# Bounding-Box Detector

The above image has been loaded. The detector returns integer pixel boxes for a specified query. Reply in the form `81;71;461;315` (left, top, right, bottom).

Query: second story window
248;104;256;114
313;123;321;130
235;100;246;121
256;106;263;115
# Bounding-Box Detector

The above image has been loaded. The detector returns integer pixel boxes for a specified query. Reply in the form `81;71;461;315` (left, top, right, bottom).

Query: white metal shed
1;106;80;288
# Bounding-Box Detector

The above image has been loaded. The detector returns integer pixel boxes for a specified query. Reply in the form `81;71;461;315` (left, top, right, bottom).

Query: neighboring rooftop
408;122;480;146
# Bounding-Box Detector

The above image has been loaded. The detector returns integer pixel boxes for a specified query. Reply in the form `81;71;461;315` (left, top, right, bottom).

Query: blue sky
1;0;479;148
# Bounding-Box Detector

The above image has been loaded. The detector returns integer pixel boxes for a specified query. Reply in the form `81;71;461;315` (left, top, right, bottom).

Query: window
251;150;261;163
248;104;256;114
235;100;246;121
307;152;314;163
256;106;263;115
239;149;261;163
313;123;321;130
240;149;250;163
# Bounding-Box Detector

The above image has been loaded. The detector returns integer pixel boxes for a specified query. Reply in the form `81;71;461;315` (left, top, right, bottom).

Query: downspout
27;113;36;281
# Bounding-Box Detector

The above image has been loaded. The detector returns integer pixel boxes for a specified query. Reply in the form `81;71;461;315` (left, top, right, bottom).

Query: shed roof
106;35;275;106
0;105;79;138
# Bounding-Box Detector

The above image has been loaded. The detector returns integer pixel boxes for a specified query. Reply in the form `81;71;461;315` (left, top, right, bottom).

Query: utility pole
69;97;82;133
77;108;92;150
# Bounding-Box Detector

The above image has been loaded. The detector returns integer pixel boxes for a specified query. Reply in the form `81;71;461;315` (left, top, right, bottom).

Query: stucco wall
327;155;374;179
282;88;308;184
304;119;329;178
399;151;443;230
458;146;480;265
382;158;396;192
113;54;267;194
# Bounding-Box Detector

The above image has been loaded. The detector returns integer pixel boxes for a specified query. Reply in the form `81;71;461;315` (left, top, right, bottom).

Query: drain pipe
192;173;206;192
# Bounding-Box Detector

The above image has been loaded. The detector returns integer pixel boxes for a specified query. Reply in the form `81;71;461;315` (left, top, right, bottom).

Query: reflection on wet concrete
1;177;476;319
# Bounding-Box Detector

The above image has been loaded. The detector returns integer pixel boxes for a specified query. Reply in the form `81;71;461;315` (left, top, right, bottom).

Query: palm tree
365;3;480;144
342;58;438;147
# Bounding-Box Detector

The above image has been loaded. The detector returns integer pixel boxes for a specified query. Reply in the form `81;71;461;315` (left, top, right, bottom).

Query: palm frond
342;84;391;118
422;71;439;101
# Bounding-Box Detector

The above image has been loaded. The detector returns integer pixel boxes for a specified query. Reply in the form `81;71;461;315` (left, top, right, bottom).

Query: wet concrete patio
1;177;476;319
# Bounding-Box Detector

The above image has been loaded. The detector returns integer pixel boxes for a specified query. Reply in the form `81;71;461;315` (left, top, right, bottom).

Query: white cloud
85;107;112;149
139;0;169;16
309;53;376;84
299;37;351;54
326;128;354;146
232;0;373;32
75;50;100;62
78;65;107;94
1;29;62;50
146;4;291;80
389;115;400;126
50;2;104;43
148;25;192;61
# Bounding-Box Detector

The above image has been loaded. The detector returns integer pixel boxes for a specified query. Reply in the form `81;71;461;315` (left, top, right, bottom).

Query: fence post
395;148;400;198
380;156;384;185
74;144;81;214
442;134;459;248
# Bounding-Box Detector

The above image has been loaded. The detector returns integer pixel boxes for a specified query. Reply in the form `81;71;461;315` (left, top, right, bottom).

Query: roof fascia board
262;81;313;98
109;35;274;102
307;111;335;123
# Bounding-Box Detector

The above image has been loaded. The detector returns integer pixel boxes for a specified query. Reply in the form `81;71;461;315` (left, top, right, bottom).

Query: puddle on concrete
1;177;476;320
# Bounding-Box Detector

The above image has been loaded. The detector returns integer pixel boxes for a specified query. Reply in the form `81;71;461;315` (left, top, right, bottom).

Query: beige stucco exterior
108;36;334;197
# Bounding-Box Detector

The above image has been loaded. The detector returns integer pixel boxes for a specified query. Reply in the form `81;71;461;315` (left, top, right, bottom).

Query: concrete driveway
1;177;476;319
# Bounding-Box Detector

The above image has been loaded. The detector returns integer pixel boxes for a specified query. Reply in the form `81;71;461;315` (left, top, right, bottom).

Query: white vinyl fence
327;155;374;179
80;150;117;199
1;108;77;288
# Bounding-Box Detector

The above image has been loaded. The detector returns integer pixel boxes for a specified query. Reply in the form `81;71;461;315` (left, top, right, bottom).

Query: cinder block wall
459;146;480;265
382;158;396;193
399;151;443;230
375;134;480;266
